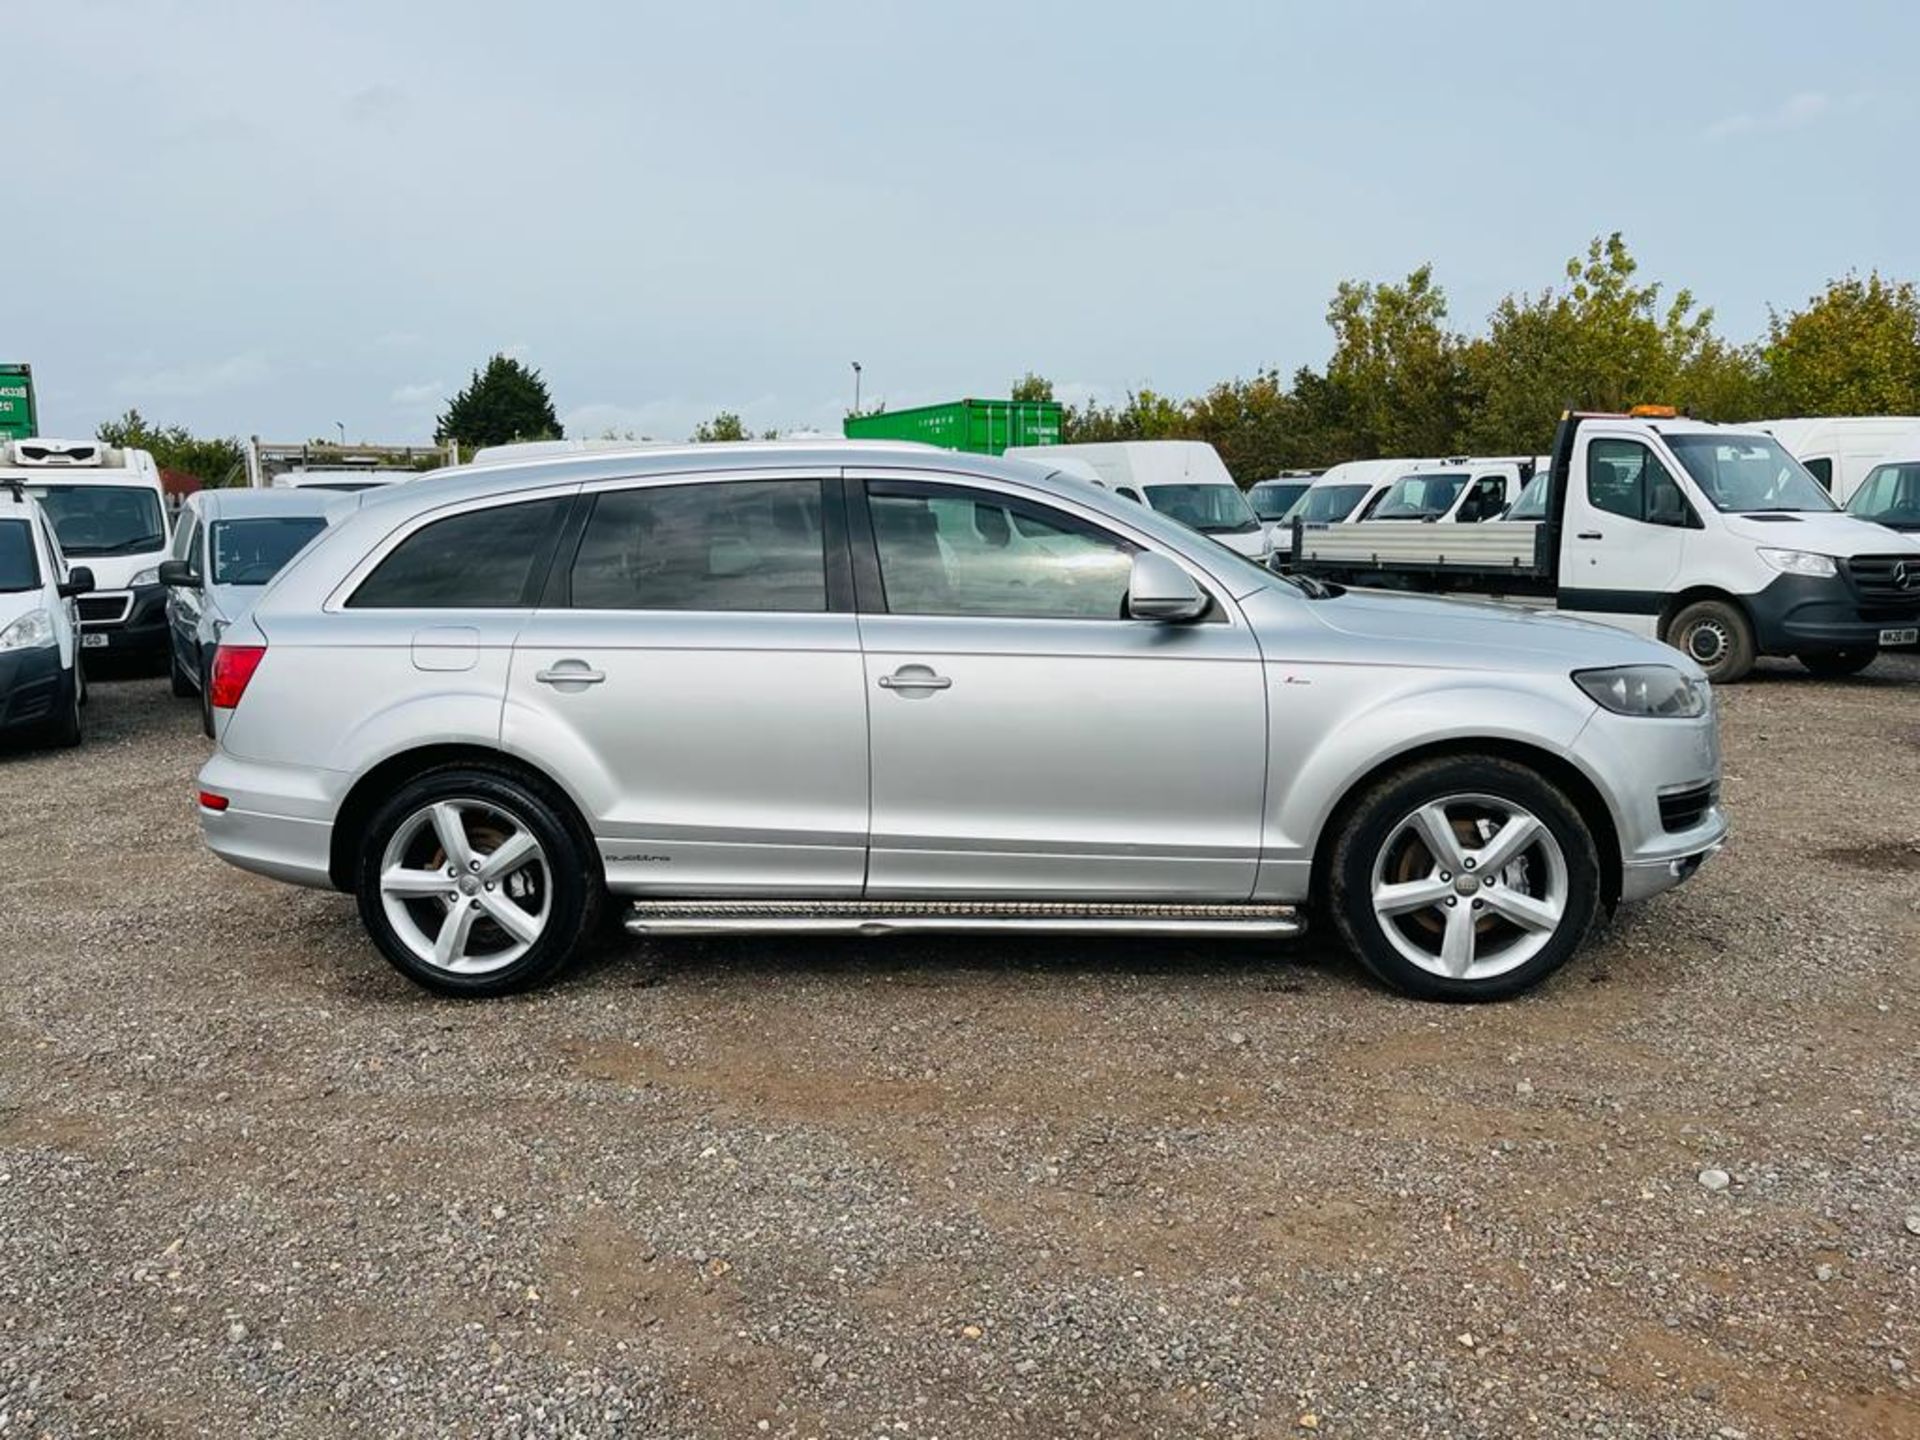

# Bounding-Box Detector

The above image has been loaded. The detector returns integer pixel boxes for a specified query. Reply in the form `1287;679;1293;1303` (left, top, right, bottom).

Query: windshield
1143;483;1261;534
1664;435;1837;514
1288;483;1370;524
28;484;167;557
1371;472;1468;520
0;519;39;592
210;515;329;585
1846;463;1920;528
1506;472;1551;521
1248;482;1309;520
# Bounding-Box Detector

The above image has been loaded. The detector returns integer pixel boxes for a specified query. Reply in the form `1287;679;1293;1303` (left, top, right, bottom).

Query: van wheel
1666;599;1755;683
1328;756;1600;1002
1797;649;1876;678
354;765;602;997
170;649;197;698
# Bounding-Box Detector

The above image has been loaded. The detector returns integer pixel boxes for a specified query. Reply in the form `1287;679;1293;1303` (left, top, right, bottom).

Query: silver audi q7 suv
195;442;1726;1002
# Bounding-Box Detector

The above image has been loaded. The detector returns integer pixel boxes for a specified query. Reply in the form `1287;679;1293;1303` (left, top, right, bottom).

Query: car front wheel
354;765;602;997
1328;756;1601;1001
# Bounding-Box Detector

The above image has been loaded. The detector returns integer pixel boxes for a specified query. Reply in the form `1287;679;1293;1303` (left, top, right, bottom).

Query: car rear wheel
1666;599;1755;684
1797;649;1876;678
354;765;601;997
1328;756;1600;1001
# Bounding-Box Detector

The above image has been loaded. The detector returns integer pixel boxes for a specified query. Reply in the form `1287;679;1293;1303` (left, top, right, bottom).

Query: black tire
1665;599;1755;683
1326;755;1601;1002
43;665;82;749
170;647;197;698
200;665;215;738
353;763;603;997
1797;649;1877;678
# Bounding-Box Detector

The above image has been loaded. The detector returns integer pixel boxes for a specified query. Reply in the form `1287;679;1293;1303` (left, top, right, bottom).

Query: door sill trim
625;899;1303;939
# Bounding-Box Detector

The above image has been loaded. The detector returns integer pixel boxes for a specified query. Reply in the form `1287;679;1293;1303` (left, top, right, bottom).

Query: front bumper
1568;702;1728;906
1747;572;1920;654
0;644;67;734
77;582;169;660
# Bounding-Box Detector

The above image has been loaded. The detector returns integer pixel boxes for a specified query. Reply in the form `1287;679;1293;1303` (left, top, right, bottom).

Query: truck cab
1290;412;1920;682
1365;460;1527;524
1;439;171;667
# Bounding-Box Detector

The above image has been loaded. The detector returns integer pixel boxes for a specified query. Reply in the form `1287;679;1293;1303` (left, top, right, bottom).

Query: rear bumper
196;750;343;889
1747;572;1920;653
0;645;67;735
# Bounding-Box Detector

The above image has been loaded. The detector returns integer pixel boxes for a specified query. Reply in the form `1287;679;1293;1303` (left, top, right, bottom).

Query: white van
1288;412;1920;682
0;439;170;666
1757;416;1920;503
1004;440;1271;561
0;481;92;746
1282;459;1436;526
1363;460;1528;524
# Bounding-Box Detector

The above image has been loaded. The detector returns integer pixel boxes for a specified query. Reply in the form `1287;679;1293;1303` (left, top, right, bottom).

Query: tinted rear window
569;480;827;611
0;519;39;591
348;498;568;608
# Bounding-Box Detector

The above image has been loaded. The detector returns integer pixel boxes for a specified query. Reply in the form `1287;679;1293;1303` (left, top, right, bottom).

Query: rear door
503;472;869;896
1559;431;1693;635
850;470;1268;899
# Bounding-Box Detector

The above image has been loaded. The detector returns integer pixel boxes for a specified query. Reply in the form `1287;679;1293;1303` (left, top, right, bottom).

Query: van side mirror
157;559;199;588
1127;551;1209;622
58;565;95;599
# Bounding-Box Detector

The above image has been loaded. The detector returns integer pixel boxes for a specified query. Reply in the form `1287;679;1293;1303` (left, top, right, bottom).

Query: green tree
95;409;246;487
1761;272;1920;416
1010;372;1055;403
1323;264;1473;457
691;411;750;442
434;354;563;448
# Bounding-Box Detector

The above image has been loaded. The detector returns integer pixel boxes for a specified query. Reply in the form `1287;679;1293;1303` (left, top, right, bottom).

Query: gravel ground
2;656;1917;1439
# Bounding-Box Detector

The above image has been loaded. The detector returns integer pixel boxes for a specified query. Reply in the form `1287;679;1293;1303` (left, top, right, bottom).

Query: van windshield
211;516;329;585
28;484;167;557
1143;482;1261;534
0;519;39;591
1288;483;1370;524
1372;472;1468;520
1664;435;1837;514
1506;472;1551;521
1249;482;1309;520
1846;462;1920;529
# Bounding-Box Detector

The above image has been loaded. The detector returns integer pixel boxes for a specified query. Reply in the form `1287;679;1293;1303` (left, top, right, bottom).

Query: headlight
0;608;56;652
1573;664;1709;718
129;566;161;587
1757;548;1837;578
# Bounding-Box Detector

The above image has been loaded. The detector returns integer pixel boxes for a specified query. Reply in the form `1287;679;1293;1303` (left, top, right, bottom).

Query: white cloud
114;353;270;400
390;380;444;407
1703;90;1868;142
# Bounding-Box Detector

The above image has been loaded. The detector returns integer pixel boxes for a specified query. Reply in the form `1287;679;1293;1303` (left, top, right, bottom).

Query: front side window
1801;456;1834;492
0;519;39;592
1142;483;1261;535
1587;439;1694;526
348;497;568;608
570;480;827;612
28;484;167;558
211;516;329;586
1665;434;1835;514
868;484;1135;619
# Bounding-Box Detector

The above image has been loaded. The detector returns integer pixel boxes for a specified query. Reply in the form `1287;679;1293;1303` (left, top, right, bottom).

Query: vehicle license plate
81;632;109;648
1878;627;1918;646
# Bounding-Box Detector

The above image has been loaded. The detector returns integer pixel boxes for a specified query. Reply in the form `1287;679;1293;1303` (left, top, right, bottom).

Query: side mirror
58;565;95;599
157;559;198;589
1127;551;1209;622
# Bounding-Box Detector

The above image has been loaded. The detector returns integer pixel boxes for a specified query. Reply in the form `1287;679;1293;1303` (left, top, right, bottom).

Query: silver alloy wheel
377;799;551;975
1368;793;1569;982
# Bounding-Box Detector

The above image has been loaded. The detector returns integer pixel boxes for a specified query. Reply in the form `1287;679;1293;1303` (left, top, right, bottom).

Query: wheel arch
327;743;599;892
1657;586;1752;645
1308;738;1624;909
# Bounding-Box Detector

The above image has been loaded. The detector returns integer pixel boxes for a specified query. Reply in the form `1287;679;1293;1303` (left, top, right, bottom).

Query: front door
504;473;869;896
1559;432;1693;636
851;473;1268;900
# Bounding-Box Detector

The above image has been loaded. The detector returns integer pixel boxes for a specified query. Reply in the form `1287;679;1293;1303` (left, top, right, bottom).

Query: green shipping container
0;363;36;442
843;397;1062;455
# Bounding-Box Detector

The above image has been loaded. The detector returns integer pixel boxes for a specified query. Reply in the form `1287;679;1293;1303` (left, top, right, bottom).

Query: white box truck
1757;416;1920;503
1286;409;1920;682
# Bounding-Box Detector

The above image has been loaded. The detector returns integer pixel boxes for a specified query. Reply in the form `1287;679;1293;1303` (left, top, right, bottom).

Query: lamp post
851;361;862;417
334;421;345;446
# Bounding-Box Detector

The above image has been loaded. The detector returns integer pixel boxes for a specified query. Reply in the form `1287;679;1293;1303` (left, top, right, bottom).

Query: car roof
193;486;347;521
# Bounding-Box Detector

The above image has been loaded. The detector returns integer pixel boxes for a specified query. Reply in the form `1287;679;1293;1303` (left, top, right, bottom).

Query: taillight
208;643;267;709
198;790;229;812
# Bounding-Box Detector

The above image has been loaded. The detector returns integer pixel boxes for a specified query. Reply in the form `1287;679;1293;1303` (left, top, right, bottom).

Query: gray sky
14;0;1918;444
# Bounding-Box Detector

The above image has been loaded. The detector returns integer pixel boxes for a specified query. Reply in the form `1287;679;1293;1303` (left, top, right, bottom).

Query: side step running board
625;899;1304;938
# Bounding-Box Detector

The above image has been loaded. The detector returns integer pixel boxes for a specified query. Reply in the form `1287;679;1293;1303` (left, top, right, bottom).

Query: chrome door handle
878;671;952;691
535;665;606;686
